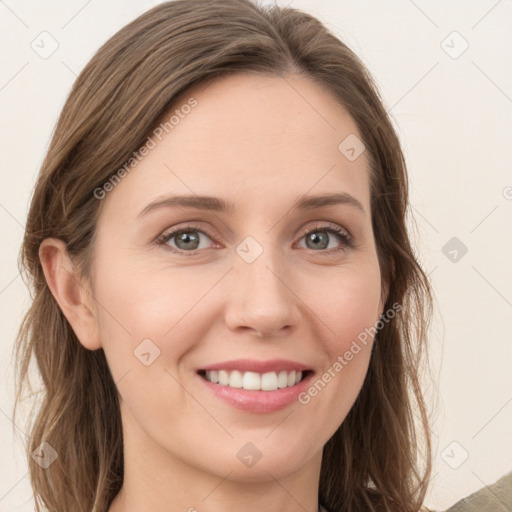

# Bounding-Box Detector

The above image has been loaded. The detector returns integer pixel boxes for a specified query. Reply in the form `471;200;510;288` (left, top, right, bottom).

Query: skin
40;72;387;512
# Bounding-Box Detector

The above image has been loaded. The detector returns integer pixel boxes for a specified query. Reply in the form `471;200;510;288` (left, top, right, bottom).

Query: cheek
302;261;381;399
94;260;202;336
311;262;382;347
92;259;224;379
92;265;201;424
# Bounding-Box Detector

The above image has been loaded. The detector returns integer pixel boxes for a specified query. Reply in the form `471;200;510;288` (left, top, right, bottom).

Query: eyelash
155;222;354;256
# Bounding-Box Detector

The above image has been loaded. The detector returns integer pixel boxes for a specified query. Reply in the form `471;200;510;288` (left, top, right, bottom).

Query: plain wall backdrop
1;1;511;510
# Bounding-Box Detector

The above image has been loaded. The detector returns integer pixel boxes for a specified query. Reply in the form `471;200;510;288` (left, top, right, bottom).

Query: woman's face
87;72;384;483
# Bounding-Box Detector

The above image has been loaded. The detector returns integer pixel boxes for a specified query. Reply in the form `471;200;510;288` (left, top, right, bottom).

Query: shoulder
425;470;512;512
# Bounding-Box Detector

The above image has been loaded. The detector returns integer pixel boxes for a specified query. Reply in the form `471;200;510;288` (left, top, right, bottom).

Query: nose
224;248;302;340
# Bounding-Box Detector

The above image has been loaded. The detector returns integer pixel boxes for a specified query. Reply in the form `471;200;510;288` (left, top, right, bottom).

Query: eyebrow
138;192;366;217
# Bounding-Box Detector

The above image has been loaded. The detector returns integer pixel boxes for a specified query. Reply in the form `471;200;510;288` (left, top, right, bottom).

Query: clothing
319;470;512;511
429;470;512;512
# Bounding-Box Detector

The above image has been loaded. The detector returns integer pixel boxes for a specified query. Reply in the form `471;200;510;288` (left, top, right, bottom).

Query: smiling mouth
197;369;311;391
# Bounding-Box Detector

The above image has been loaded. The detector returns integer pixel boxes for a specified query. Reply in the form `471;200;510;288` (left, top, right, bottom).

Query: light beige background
1;1;511;511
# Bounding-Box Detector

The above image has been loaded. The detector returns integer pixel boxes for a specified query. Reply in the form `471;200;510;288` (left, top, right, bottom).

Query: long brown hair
13;1;434;511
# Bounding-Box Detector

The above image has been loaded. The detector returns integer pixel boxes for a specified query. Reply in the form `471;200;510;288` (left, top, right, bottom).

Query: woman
13;1;437;511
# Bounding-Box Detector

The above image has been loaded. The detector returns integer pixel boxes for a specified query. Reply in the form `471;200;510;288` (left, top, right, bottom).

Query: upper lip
199;359;312;374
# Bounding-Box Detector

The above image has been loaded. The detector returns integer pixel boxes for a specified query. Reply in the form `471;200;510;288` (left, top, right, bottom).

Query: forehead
101;72;371;217
170;71;364;163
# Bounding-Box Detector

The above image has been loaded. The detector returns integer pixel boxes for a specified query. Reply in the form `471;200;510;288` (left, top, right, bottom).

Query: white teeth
218;370;229;386
229;370;243;388
242;371;261;390
203;369;305;390
261;372;278;391
277;370;288;388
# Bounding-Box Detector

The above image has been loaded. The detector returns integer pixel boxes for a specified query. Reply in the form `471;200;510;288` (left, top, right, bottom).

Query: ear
39;238;102;350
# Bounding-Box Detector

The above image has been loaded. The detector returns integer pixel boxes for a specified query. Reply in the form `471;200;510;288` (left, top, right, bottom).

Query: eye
296;222;354;253
156;224;218;254
155;221;354;256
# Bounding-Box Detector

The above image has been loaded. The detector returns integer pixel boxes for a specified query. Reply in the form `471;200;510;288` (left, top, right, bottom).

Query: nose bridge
225;235;300;337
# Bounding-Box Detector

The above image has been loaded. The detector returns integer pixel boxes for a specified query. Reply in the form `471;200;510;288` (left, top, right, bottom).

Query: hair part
14;1;434;511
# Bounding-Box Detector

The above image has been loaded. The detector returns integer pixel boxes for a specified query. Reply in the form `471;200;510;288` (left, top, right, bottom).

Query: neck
109;465;322;512
108;409;323;512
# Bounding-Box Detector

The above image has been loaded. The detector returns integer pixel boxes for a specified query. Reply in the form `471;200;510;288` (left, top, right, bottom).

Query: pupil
178;232;198;249
308;232;327;249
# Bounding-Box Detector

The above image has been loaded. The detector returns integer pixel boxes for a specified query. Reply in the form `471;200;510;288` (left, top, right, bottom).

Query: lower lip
199;373;313;413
